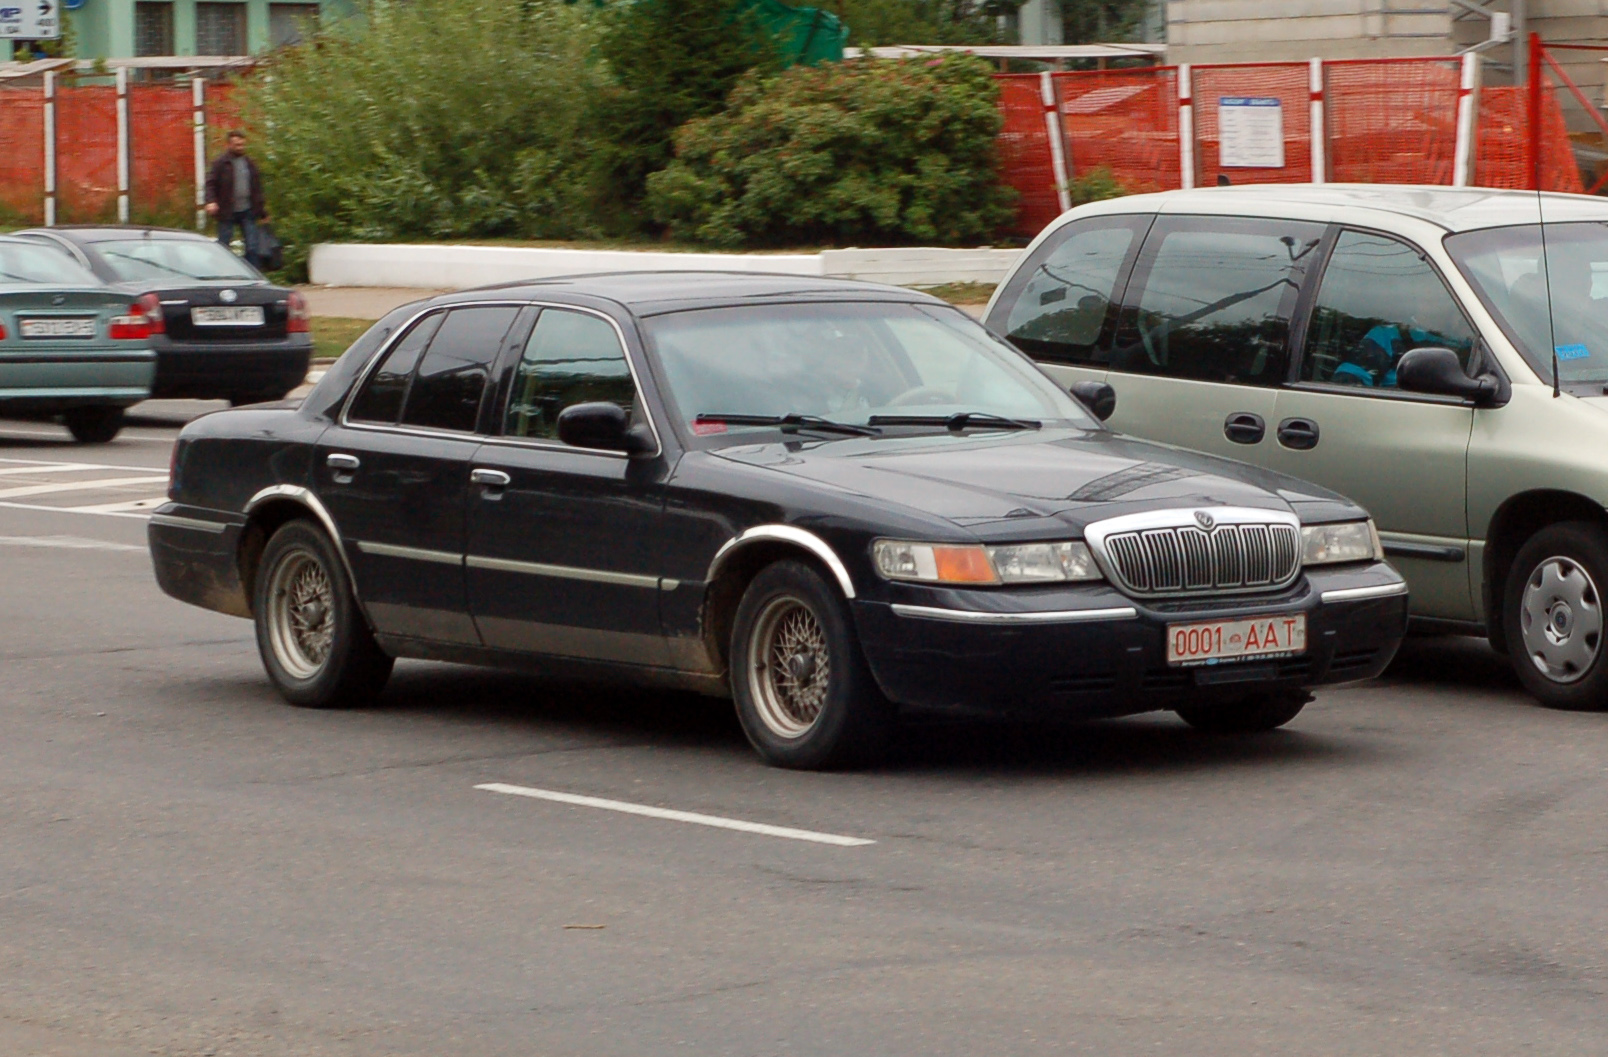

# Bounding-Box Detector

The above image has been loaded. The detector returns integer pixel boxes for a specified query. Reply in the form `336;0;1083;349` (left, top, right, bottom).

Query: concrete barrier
308;243;1024;290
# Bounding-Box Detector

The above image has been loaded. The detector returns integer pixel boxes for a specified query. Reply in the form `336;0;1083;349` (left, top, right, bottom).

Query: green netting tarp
746;0;845;66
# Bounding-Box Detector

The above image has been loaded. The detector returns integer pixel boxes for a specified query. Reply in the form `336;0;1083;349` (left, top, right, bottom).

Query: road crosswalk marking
0;475;171;501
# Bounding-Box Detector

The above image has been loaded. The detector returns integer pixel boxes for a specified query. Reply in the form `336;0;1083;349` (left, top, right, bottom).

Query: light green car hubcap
1521;556;1603;684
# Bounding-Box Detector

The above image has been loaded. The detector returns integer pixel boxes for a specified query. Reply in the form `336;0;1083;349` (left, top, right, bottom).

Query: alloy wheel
747;595;832;739
265;547;336;680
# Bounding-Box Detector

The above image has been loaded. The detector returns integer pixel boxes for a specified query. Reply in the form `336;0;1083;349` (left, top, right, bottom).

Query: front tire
1175;691;1310;734
1503;521;1608;710
254;520;392;708
63;406;124;443
730;560;896;769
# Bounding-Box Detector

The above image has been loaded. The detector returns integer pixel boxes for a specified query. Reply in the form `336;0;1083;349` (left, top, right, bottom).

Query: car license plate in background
19;317;97;339
1167;613;1306;667
191;306;264;326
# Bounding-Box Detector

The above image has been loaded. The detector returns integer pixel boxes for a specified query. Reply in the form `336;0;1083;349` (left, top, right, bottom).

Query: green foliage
589;0;780;232
237;0;604;278
817;1;1011;45
1066;166;1128;206
646;55;1016;247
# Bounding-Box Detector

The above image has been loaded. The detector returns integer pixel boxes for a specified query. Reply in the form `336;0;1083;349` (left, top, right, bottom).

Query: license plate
191;306;264;326
19;317;97;338
1167;613;1307;667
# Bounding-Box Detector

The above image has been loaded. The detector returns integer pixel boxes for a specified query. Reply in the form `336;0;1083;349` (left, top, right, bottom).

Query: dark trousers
217;211;258;266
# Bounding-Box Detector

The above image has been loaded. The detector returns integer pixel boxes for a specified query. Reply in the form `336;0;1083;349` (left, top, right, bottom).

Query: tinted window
1303;230;1477;389
1003;219;1140;365
347;313;443;424
1111;218;1323;384
400;307;518;433
506;310;636;439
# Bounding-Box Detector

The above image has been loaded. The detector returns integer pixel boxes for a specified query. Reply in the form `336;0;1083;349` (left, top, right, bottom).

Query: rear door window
1110;216;1325;385
994;215;1147;366
401;306;521;433
347;312;443;425
1301;229;1477;389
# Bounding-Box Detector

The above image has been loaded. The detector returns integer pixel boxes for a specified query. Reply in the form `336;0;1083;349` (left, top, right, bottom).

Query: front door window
1302;230;1477;389
505;309;636;439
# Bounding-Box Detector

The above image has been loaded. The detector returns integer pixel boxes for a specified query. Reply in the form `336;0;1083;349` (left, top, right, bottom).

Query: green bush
645;55;1017;247
238;0;604;278
1066;166;1129;206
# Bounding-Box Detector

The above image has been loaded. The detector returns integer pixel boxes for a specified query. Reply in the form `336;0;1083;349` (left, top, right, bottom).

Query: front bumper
151;337;312;400
854;562;1407;719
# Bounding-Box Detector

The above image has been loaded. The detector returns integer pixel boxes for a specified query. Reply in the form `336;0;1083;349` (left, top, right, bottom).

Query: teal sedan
0;235;157;443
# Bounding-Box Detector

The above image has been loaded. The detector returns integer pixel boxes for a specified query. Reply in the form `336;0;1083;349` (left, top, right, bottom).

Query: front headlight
872;539;1101;585
1302;520;1381;565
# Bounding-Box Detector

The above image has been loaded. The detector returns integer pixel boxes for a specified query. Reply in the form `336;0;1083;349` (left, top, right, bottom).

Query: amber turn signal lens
931;546;998;583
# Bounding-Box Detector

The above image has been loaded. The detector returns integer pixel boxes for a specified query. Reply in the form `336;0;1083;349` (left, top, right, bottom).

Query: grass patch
312;316;378;362
916;281;998;305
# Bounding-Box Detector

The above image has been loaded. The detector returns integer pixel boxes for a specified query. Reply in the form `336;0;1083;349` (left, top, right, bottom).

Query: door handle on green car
1224;412;1266;445
1276;417;1320;451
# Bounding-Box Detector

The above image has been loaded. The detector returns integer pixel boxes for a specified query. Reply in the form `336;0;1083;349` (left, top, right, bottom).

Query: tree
589;0;780;232
814;1;1020;45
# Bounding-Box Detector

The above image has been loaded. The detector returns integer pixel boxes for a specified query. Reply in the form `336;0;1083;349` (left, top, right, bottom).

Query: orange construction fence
998;49;1587;237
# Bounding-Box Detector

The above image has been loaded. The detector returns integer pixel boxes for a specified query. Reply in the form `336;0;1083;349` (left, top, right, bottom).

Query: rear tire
1175;691;1310;733
1502;521;1608;711
730;560;896;769
63;406;124;444
253;520;392;708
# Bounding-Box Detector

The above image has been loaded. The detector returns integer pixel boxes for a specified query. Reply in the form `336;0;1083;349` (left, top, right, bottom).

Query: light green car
0;235;156;443
985;185;1608;710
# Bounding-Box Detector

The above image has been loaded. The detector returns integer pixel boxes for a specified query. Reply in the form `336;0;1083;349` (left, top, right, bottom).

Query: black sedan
148;274;1408;769
14;226;312;405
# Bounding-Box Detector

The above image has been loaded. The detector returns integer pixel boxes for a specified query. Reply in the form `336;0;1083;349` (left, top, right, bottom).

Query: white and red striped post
42;70;56;226
115;66;130;223
1452;52;1479;187
1178;64;1196;190
193;76;207;230
1041;70;1073;213
1309;58;1326;184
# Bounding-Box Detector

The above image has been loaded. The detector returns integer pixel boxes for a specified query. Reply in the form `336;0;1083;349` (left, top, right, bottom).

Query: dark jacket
205;152;266;219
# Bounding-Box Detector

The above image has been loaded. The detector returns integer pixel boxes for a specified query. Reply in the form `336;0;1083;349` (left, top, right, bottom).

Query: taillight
286;290;310;334
138;292;165;335
108;302;150;340
0;320;7;340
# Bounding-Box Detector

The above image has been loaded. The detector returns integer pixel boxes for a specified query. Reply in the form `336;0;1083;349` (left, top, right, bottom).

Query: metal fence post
193;76;206;231
1040;71;1073;214
1178;64;1195;190
1452;53;1479;187
43;71;57;227
116;67;130;224
1308;58;1325;184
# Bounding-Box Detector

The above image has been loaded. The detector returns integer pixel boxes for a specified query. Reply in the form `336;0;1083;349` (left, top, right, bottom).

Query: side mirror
1396;347;1498;406
1069;380;1116;421
556;402;655;455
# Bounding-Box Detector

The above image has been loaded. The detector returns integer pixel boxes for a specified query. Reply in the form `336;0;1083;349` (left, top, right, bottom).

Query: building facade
7;0;344;61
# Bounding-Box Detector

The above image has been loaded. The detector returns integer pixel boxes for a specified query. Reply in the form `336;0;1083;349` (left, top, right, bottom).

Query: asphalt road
2;408;1606;1057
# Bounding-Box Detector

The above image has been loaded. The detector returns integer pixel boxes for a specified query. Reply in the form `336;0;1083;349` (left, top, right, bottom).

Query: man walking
204;131;267;266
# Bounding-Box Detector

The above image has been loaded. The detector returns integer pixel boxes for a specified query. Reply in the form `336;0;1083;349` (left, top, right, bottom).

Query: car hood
709;428;1364;535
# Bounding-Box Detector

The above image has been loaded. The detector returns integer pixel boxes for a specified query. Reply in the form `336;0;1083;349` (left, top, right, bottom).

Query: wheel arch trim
243;484;365;606
707;525;856;599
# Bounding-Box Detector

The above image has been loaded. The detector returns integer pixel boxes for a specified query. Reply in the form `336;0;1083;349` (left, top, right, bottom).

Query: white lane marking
0;475;169;500
0;426;173;444
67;496;168;514
475;783;876;848
0;456;171;474
0;534;146;552
0;500;152;521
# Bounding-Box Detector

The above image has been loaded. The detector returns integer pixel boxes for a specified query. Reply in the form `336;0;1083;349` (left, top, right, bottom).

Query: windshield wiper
868;411;1042;432
695;413;882;437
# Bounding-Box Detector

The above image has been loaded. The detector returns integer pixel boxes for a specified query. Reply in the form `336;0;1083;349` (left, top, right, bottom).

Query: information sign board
1218;97;1284;169
0;0;61;39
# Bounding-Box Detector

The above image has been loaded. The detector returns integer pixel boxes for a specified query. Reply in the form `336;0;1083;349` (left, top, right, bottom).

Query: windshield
0;242;100;286
1447;222;1608;385
643;302;1095;440
93;238;260;283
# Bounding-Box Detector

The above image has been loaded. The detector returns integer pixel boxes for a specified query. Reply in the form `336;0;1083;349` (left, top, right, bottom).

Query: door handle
325;453;360;480
470;468;511;488
1223;412;1266;445
1276;417;1320;451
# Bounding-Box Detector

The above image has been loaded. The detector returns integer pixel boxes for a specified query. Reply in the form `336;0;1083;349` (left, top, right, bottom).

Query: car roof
22;226;212;244
446;270;950;315
1073;183;1608;233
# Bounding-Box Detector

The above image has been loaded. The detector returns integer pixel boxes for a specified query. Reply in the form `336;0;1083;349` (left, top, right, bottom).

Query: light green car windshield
1447;222;1608;386
0;242;100;286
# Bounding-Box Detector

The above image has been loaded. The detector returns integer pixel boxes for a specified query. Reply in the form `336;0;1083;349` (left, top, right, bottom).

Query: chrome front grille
1089;510;1301;598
